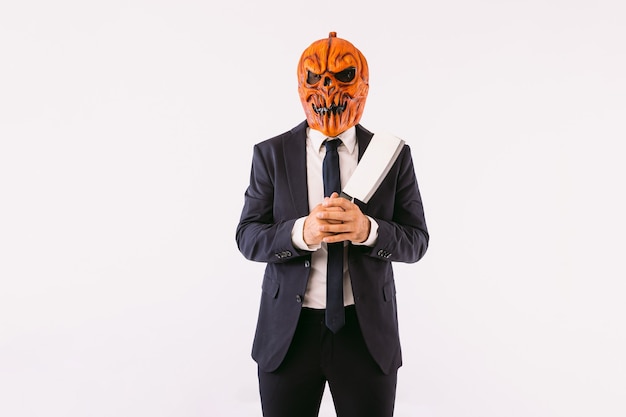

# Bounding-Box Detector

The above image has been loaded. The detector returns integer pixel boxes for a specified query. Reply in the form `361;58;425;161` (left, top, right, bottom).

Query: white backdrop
1;1;625;416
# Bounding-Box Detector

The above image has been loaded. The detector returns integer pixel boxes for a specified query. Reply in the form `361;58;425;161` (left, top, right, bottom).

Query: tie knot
324;138;341;152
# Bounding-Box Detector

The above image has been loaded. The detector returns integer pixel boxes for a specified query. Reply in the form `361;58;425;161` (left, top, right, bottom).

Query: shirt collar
308;126;357;155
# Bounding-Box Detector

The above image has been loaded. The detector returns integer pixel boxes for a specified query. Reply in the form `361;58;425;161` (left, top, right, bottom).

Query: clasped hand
303;192;371;246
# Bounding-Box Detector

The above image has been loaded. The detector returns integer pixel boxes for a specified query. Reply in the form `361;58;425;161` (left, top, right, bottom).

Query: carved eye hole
334;67;356;83
307;71;322;85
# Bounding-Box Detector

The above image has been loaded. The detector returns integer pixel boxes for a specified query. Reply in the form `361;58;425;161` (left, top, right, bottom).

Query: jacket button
295;295;303;303
304;260;310;268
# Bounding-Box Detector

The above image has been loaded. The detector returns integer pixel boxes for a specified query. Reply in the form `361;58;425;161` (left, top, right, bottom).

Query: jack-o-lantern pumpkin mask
297;32;369;138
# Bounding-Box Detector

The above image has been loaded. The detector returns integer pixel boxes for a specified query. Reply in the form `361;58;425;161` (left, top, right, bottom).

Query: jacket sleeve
365;144;429;264
235;143;306;264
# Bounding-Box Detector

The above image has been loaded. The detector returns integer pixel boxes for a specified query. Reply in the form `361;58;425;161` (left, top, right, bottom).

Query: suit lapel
353;124;375;211
283;121;310;217
355;124;374;162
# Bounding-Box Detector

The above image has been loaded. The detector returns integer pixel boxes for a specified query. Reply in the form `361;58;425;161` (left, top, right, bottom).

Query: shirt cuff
353;216;379;246
292;217;321;251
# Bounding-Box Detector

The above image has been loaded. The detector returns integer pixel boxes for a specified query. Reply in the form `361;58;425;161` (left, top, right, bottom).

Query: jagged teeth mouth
312;101;347;116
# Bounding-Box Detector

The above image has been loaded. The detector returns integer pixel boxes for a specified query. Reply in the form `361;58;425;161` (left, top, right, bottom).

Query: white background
1;1;625;416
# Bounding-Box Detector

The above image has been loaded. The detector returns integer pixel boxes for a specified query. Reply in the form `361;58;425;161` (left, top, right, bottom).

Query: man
236;32;429;417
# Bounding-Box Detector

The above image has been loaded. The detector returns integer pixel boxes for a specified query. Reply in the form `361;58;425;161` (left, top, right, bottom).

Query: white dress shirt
291;126;379;308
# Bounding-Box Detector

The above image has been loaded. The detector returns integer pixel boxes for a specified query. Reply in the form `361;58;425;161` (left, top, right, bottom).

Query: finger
317;207;346;221
322;232;354;243
322;195;350;208
320;222;355;234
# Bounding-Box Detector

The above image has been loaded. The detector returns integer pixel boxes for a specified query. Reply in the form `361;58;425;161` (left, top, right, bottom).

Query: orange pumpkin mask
297;32;369;138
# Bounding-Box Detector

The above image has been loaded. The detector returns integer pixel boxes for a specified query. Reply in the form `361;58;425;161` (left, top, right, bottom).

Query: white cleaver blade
340;131;405;204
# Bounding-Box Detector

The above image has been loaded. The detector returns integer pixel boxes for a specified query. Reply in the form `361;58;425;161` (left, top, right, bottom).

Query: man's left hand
316;192;371;244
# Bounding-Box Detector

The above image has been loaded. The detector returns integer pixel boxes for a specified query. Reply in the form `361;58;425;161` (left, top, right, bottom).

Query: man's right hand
302;198;345;246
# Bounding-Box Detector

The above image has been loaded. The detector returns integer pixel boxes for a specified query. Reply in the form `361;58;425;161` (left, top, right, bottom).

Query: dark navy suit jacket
236;121;429;375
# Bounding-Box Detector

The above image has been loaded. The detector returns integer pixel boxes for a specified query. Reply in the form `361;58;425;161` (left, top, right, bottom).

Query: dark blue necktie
323;139;345;333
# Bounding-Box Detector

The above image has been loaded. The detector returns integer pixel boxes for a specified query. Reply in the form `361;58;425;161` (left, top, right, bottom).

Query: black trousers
258;305;397;417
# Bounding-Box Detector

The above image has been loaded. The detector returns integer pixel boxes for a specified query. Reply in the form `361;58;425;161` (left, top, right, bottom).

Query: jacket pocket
382;281;396;302
262;275;279;299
